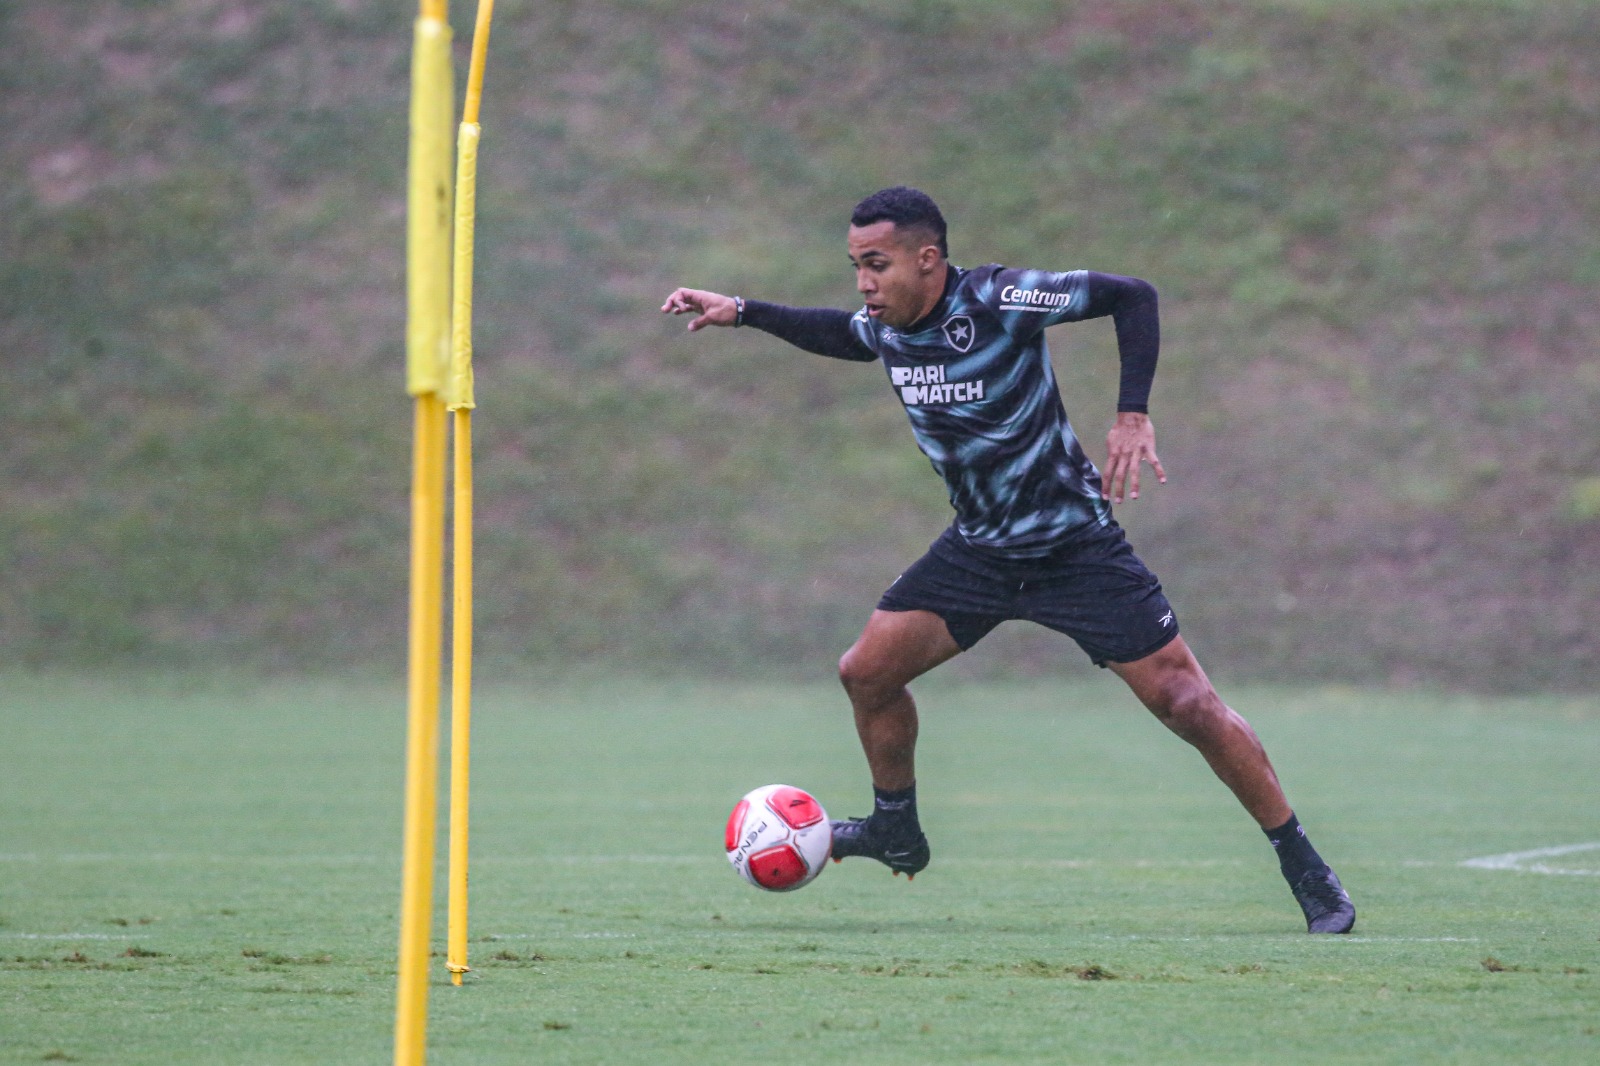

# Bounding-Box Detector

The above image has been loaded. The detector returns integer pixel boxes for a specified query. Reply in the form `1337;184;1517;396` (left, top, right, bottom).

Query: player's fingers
662;289;700;315
1148;448;1168;485
1127;457;1143;500
1104;451;1128;503
687;312;712;332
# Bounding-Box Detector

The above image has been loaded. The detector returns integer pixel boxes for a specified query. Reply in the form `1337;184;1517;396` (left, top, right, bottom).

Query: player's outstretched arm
1103;411;1167;504
661;289;874;362
661;287;739;332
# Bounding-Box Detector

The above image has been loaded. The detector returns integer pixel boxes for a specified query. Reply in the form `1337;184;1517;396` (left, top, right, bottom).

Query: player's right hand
660;287;737;331
1103;411;1166;504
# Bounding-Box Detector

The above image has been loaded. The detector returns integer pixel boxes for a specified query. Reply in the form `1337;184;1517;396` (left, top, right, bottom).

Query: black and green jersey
743;264;1159;557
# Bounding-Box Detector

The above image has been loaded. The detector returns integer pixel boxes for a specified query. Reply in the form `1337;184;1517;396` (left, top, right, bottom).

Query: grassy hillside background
2;0;1597;688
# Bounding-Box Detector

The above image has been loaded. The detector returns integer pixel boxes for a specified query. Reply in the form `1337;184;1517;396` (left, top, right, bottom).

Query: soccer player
661;186;1355;934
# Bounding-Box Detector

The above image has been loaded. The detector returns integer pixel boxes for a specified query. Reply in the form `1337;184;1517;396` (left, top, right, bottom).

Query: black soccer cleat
1289;865;1356;934
830;817;931;879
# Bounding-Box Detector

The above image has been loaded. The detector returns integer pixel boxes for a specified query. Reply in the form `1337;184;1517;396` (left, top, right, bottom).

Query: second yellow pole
446;405;473;986
445;0;493;988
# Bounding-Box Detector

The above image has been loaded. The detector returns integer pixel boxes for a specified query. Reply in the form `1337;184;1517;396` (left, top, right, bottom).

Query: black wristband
733;296;745;327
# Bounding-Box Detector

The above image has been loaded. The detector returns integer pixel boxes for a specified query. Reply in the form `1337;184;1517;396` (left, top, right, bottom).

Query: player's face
848;221;944;329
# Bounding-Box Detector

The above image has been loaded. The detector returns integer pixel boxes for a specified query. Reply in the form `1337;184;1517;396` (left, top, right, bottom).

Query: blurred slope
2;0;1597;687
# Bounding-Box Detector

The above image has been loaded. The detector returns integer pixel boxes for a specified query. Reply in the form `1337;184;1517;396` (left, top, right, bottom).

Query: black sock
872;783;919;833
1264;812;1327;882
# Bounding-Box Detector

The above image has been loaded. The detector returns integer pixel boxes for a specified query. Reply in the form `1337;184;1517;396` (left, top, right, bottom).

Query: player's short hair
851;186;949;259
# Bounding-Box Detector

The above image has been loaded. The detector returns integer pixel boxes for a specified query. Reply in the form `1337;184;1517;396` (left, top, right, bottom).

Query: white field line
8;849;1596;874
0;853;1245;867
460;931;645;940
0;932;139;941
0;853;707;865
1102;935;1480;943
1331;937;1481;943
479;931;1485;946
1460;842;1600;876
0;927;1485;944
0;853;389;865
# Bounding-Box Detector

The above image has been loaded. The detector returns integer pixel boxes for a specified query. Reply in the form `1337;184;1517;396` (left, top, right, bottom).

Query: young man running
661;186;1354;933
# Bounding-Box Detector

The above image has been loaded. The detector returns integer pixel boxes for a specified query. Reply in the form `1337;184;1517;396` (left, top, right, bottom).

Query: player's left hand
1103;411;1166;504
660;287;737;331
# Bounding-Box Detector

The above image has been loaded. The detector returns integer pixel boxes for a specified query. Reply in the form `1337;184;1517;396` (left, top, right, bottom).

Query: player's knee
1151;680;1226;744
838;646;894;708
837;646;870;694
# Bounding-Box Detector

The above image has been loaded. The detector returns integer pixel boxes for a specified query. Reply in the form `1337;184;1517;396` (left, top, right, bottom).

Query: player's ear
917;242;941;273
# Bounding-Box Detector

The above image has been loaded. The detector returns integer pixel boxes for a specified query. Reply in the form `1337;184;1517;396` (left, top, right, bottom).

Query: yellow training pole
445;0;493;991
398;395;448;1046
396;1;452;1063
445;403;473;988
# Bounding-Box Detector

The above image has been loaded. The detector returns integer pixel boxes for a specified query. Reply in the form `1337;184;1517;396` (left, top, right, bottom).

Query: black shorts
877;523;1179;666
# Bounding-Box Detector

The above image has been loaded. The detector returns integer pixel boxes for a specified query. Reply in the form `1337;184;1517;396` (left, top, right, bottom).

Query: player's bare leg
830;608;961;877
1111;635;1355;933
838;608;963;790
1109;636;1289;828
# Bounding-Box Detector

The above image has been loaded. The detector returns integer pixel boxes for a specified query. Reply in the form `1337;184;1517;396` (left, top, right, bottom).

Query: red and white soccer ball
724;784;832;891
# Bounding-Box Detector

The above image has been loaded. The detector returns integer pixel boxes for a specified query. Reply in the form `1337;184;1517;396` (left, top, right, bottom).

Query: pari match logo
889;362;986;406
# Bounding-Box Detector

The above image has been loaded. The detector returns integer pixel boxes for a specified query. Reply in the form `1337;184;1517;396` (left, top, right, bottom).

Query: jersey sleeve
985;267;1094;340
741;301;877;362
985;267;1159;413
1085;272;1160;414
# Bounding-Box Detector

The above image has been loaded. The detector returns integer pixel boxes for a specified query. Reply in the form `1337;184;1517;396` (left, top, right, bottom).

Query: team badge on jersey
941;314;975;353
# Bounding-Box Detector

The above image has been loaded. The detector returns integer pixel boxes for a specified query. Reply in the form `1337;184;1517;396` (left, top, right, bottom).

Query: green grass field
2;673;1597;1064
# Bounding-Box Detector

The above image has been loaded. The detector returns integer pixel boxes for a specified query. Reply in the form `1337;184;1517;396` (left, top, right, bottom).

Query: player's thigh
840;608;963;691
